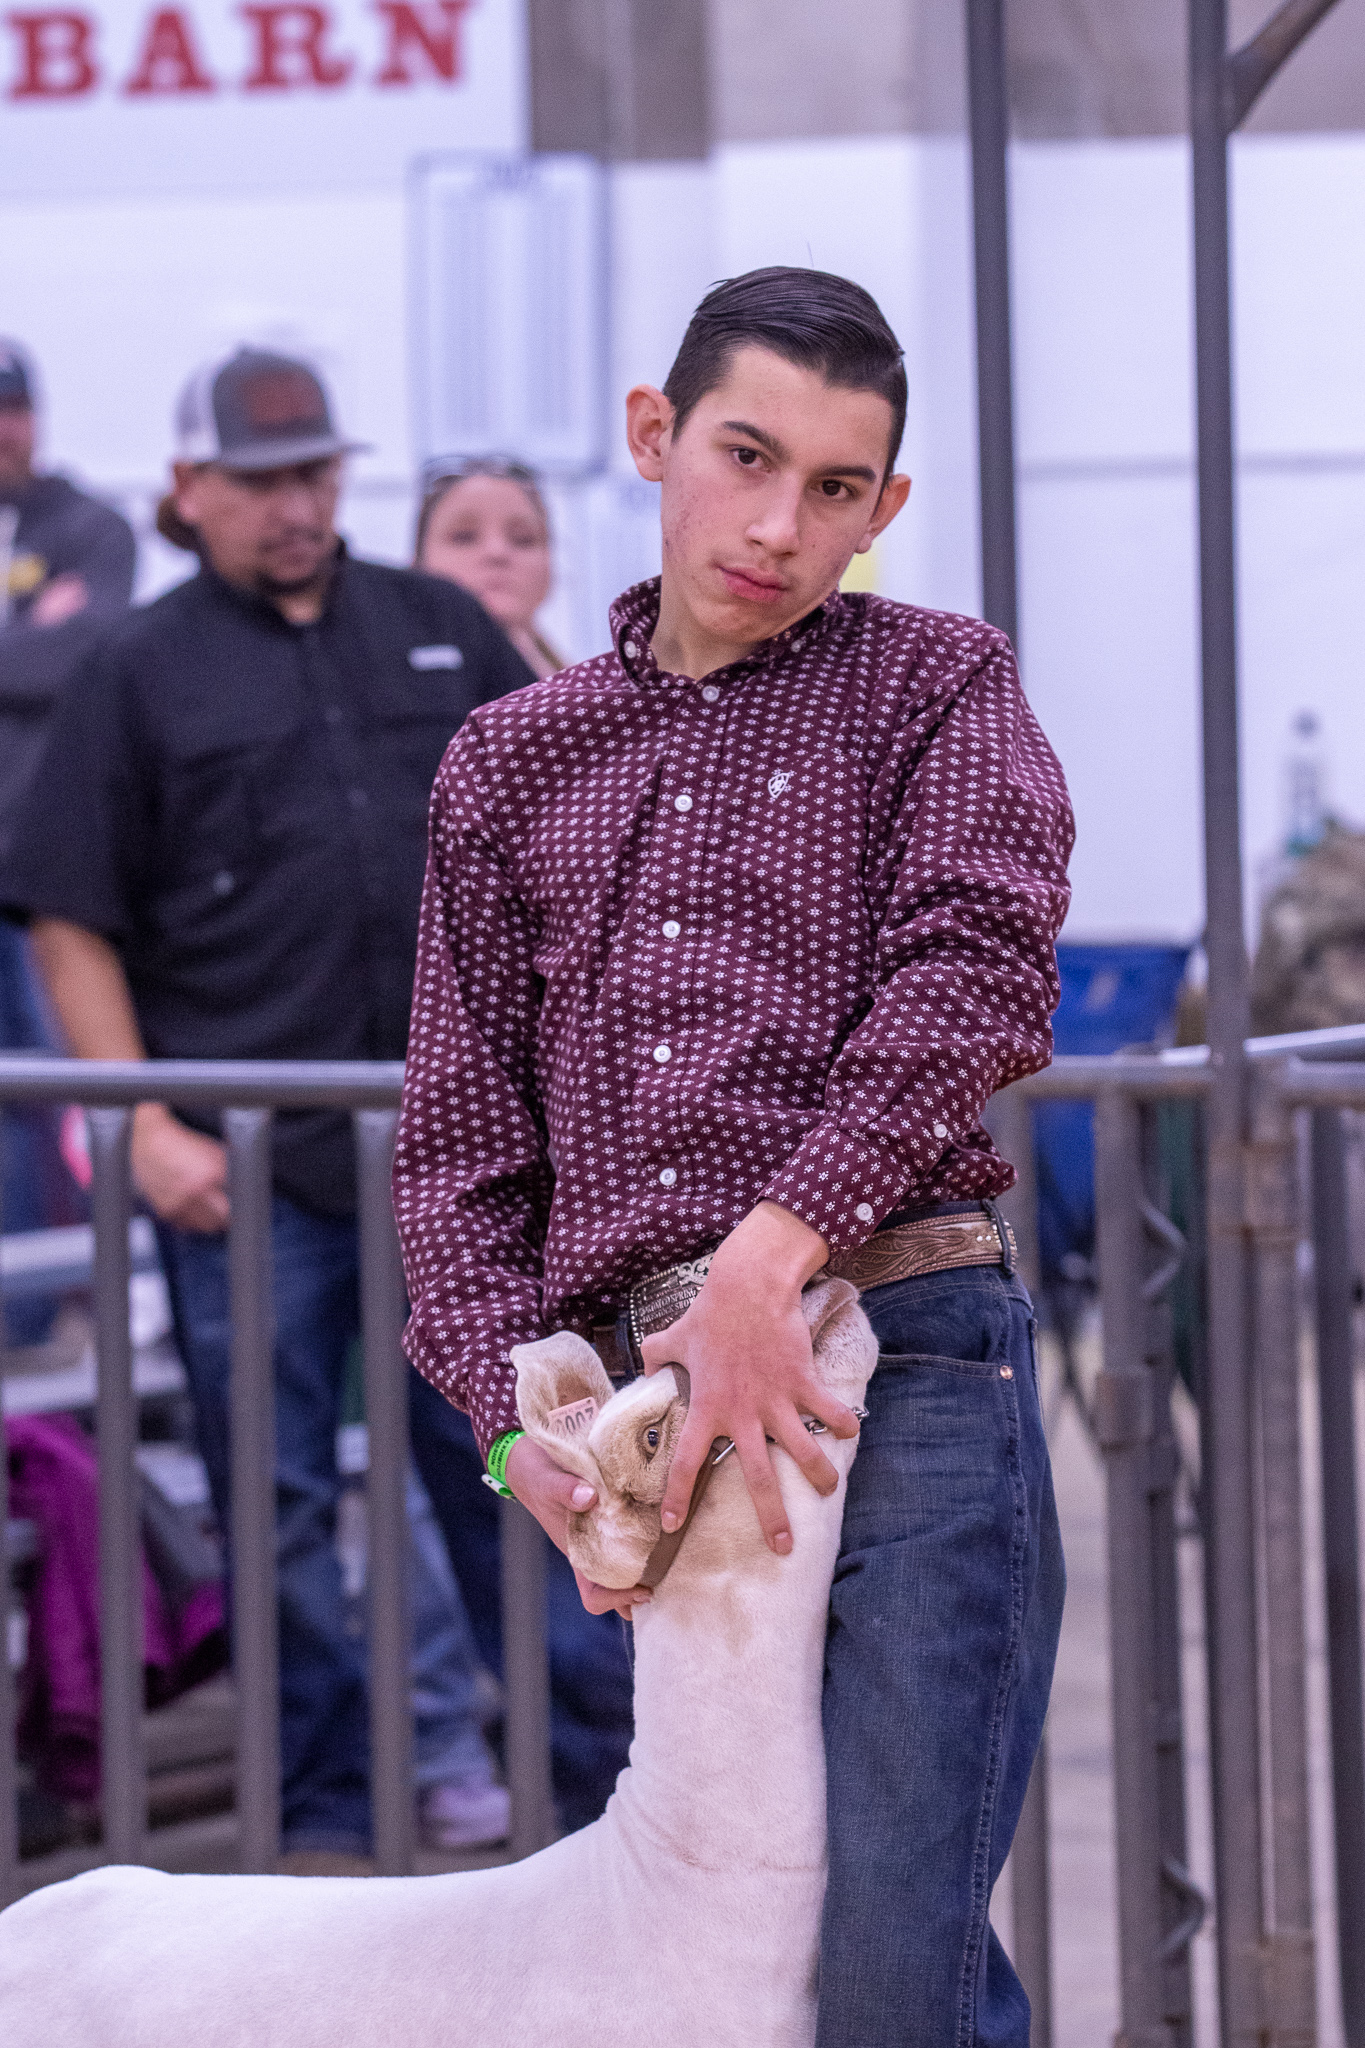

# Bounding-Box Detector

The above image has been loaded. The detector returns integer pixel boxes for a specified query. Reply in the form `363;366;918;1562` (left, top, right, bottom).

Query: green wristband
482;1428;525;1498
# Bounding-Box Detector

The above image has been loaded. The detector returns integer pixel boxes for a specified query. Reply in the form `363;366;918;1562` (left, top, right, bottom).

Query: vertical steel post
983;1082;1053;2040
356;1109;413;1876
225;1107;280;1872
965;0;1019;648
0;1118;19;1905
1248;1075;1316;2044
1189;6;1265;2040
1310;1107;1365;2046
966;2;1052;2018
88;1108;145;1864
501;1499;555;1859
1095;1090;1171;2044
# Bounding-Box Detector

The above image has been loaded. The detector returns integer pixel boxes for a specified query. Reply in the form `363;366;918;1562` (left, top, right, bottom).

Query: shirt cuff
467;1369;523;1464
761;1125;924;1253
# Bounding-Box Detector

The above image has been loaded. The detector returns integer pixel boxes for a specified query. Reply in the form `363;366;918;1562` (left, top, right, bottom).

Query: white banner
0;0;523;199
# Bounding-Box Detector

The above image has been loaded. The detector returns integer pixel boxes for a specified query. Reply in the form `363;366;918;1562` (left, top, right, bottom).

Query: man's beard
252;537;337;600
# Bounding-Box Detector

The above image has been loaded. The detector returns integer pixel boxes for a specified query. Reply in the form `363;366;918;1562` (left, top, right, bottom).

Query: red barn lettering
6;9;97;96
124;8;215;92
373;0;463;85
240;3;350;88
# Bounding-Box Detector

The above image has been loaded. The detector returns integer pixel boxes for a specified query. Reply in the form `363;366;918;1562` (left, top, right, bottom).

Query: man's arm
644;637;1074;1553
29;917;228;1233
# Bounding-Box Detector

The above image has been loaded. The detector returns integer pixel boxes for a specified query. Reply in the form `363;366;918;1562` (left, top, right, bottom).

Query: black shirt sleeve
0;634;152;940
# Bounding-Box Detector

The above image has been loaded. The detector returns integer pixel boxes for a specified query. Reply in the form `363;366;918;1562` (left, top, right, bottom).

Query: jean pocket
876;1349;1002;1379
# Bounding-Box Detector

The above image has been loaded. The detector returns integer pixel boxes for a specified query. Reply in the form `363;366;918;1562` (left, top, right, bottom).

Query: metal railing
0;1056;553;1902
5;1035;1365;2048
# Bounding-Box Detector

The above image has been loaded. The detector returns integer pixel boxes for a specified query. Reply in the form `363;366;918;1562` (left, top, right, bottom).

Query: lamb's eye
644;1425;660;1455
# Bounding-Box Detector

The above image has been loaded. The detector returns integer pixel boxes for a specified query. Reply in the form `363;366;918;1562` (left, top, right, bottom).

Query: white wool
0;1280;876;2048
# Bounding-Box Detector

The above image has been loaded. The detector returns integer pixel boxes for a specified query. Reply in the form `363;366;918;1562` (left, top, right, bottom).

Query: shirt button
348;786;368;810
212;870;234;897
701;685;720;703
933;1123;949;1139
652;1044;672;1064
658;1167;677;1187
623;639;639;660
855;1202;875;1223
674;794;693;813
662;920;681;939
324;705;344;727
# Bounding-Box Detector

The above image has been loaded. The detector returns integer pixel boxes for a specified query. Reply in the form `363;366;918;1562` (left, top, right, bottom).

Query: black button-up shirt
0;548;533;1213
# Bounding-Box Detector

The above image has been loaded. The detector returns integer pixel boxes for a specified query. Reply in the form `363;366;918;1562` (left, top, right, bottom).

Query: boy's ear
625;383;674;484
510;1332;615;1485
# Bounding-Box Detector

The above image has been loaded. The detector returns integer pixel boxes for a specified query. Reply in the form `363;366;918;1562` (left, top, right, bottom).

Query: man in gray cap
1;346;535;1855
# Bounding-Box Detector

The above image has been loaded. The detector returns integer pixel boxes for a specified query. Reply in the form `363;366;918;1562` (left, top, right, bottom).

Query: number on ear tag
547;1396;599;1438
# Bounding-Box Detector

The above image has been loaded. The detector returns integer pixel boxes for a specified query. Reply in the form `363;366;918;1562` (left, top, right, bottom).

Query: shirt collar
608;575;844;689
199;538;348;630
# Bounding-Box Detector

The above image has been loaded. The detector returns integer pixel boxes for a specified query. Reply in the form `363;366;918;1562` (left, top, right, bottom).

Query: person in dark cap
0;346;537;1856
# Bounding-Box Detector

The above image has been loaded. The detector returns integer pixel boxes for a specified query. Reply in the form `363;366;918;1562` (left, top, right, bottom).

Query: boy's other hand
504;1435;652;1622
639;1201;860;1557
131;1103;230;1234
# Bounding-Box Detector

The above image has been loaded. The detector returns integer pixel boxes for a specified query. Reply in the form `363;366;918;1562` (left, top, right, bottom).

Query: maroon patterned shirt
394;578;1073;1454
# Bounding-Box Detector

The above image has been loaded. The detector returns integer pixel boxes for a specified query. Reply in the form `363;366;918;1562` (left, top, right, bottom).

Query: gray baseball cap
174;347;369;470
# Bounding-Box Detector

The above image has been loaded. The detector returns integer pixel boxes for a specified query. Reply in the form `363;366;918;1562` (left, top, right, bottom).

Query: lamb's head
510;1334;689;1588
509;1276;877;1589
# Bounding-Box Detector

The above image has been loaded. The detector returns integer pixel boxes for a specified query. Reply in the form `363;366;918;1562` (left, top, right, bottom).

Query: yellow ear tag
547;1396;599;1439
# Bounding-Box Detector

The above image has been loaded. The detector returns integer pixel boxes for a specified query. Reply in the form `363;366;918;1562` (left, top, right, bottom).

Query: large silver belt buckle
627;1251;715;1356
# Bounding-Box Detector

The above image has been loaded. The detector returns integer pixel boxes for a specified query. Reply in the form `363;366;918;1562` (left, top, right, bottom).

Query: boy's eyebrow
720;419;878;485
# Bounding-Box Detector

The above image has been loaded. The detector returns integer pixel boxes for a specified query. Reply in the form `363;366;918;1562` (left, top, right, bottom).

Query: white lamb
0;1275;876;2048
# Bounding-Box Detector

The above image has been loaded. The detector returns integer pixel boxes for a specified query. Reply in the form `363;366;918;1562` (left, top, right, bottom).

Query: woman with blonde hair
415;456;562;678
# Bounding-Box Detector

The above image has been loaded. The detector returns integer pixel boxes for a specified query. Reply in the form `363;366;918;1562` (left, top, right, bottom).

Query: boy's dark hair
662;266;907;475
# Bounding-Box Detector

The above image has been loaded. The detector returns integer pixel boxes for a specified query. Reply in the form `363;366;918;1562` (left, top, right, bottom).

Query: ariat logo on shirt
767;770;793;800
409;644;463;672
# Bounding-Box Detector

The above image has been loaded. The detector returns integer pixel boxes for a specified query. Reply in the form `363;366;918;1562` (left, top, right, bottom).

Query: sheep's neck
609;1476;840;1871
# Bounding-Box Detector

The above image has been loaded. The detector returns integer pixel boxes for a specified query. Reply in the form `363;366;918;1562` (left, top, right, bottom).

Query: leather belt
590;1202;1016;1382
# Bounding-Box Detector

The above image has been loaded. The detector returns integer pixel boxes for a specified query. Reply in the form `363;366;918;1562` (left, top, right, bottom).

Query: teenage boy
394;267;1073;2045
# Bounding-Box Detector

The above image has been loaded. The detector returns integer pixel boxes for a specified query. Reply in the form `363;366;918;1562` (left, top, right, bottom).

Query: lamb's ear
803;1276;879;1401
510;1333;615;1486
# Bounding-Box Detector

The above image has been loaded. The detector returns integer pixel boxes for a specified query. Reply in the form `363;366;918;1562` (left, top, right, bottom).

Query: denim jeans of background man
158;1194;633;1848
816;1263;1064;2048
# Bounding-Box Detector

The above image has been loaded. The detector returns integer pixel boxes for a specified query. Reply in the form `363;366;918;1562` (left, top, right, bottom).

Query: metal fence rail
0;1055;552;1904
5;1039;1365;2048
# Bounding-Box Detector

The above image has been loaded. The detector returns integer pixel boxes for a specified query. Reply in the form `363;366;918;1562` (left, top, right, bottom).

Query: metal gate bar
356;1108;414;1877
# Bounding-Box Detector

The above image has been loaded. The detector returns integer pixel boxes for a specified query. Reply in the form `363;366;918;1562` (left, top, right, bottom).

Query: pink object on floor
6;1413;226;1801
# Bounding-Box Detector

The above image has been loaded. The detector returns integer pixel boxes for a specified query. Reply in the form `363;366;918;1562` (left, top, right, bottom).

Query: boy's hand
639;1201;860;1556
504;1435;652;1621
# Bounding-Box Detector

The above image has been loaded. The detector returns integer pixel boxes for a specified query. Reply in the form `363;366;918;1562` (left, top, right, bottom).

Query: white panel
411;153;607;475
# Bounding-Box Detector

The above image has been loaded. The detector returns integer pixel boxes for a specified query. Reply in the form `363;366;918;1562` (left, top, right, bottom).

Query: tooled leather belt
590;1201;1017;1383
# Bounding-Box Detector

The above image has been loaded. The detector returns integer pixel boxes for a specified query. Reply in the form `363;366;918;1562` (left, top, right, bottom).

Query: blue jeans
817;1264;1064;2048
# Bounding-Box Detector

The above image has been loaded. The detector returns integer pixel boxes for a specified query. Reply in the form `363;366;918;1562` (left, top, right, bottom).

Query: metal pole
225;1107;280;1872
500;1499;555;1859
984;1083;1054;2040
1095;1090;1170;2043
88;1108;144;1865
965;0;1019;648
1310;1108;1365;2045
0;1119;18;1905
1189;5;1265;2039
1249;1075;1316;2045
356;1109;413;1876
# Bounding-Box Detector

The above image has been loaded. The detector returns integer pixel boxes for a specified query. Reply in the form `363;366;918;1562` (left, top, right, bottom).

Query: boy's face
627;344;910;653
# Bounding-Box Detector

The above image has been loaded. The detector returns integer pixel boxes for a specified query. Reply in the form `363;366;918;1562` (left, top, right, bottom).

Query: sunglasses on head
419;454;541;496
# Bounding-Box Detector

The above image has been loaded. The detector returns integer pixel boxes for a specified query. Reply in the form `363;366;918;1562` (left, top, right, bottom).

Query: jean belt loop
983;1198;1015;1278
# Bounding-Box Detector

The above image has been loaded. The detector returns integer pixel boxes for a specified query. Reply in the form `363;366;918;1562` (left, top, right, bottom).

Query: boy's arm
647;638;1074;1548
393;728;555;1459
